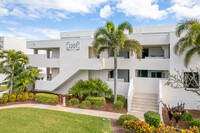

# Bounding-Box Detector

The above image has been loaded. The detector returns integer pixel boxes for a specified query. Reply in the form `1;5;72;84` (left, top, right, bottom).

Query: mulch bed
65;98;127;114
162;107;200;129
110;119;130;133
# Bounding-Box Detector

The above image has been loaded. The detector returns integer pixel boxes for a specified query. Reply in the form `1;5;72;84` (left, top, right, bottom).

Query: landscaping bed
65;98;127;113
162;107;200;129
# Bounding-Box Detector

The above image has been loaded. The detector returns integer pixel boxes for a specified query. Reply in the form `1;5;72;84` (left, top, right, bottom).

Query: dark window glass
184;72;199;88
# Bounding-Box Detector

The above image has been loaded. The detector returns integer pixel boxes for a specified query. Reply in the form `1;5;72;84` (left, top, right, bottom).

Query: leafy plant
114;101;124;110
17;94;22;101
144;111;161;128
80;101;91;109
110;95;126;104
181;111;193;121
22;92;29;101
68;79;112;99
190;119;200;127
118;114;138;126
1;93;8;103
63;94;69;100
9;94;16;102
69;98;79;106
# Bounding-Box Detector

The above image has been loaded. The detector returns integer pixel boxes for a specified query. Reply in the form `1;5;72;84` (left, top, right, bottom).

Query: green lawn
0;86;9;91
0;107;113;133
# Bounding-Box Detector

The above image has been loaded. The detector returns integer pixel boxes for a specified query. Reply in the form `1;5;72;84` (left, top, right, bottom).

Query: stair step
132;98;158;103
132;101;158;106
134;92;158;97
130;108;159;113
131;105;159;110
131;103;159;108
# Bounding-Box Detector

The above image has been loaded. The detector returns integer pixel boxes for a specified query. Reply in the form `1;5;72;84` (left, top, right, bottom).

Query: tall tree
174;19;200;67
0;50;29;94
93;21;142;103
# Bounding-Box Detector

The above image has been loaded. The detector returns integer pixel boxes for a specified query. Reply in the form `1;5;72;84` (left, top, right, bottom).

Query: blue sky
0;0;199;40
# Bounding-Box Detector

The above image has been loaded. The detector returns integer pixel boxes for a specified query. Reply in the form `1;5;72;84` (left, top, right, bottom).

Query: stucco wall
161;80;200;110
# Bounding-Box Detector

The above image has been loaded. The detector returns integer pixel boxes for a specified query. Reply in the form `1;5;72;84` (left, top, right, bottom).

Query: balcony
28;54;60;67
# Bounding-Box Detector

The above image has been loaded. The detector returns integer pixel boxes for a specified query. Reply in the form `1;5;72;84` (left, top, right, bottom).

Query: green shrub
9;94;16;102
28;93;34;100
110;95;126;104
63;94;69;100
85;96;106;105
190;119;200;127
69;98;79;106
114;101;124;110
144;111;161;127
181;111;193;121
80;101;91;109
35;93;59;104
1;93;8;103
22;92;29;101
118;114;138;125
93;101;105;109
17;94;23;101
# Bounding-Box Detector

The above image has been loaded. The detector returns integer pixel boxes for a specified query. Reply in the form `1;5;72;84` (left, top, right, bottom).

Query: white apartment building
27;25;200;115
0;37;33;83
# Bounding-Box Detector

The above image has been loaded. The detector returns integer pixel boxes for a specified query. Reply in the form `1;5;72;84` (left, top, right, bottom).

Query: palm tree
93;21;142;103
0;50;29;94
174;19;200;67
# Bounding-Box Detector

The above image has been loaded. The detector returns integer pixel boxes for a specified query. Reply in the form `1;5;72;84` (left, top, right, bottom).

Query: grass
0;86;9;91
0;107;113;133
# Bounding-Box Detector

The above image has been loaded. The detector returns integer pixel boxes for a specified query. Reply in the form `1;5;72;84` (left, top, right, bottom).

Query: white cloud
0;0;109;20
0;7;9;16
168;0;200;19
100;5;113;18
0;20;19;25
116;0;167;20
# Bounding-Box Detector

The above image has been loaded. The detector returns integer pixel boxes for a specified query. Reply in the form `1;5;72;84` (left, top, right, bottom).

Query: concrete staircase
128;92;159;120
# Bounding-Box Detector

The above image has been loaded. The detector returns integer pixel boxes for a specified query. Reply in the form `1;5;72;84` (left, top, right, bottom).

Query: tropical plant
0;50;29;94
93;21;142;103
174;19;200;67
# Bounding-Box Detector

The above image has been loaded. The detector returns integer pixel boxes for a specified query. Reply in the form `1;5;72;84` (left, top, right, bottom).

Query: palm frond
118;21;133;34
124;39;142;58
94;27;110;39
106;21;115;34
184;47;200;67
176;19;199;37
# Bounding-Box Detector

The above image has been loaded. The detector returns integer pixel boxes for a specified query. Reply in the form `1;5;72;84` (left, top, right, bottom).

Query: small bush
190;119;200;127
93;101;105;109
110;95;126;104
9;94;16;102
85;96;106;105
144;111;161;127
17;94;23;101
69;98;79;106
63;94;69;100
118;114;138;126
114;101;124;110
80;101;91;109
181;111;193;121
22;92;29;101
1;93;8;103
29;93;34;100
35;93;59;103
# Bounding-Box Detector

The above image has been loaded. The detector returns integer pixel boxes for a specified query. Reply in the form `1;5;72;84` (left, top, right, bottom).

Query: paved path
0;103;123;119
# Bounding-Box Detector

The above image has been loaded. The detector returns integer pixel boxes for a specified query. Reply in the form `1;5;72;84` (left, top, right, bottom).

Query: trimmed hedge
144;111;161;127
69;98;79;106
114;101;124;110
35;93;59;104
181;111;193;121
118;114;138;125
110;95;126;104
80;101;91;109
93;101;105;109
85;96;106;105
1;93;8;103
63;94;70;100
9;94;16;102
190;119;200;127
22;92;29;101
29;93;34;100
17;94;23;101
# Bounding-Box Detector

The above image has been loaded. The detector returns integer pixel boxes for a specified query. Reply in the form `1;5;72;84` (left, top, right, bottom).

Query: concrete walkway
0;103;123;119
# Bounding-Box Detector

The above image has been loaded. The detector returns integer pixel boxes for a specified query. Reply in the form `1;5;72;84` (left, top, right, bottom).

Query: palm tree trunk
10;70;14;94
114;49;118;103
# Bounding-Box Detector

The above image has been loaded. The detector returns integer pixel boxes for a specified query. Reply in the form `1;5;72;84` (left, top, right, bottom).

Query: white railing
127;78;134;112
158;80;163;115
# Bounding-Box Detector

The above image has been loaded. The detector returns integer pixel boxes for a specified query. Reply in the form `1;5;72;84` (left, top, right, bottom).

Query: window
184;72;199;88
108;69;129;82
109;49;129;58
151;72;162;78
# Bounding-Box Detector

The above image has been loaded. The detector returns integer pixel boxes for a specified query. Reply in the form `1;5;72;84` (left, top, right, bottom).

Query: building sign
66;41;80;51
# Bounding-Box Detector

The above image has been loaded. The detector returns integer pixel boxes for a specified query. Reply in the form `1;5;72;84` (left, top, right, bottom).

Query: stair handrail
158;80;162;115
127;77;134;112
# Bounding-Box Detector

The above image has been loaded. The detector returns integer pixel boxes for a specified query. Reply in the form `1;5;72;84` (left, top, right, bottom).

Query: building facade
27;25;200;114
